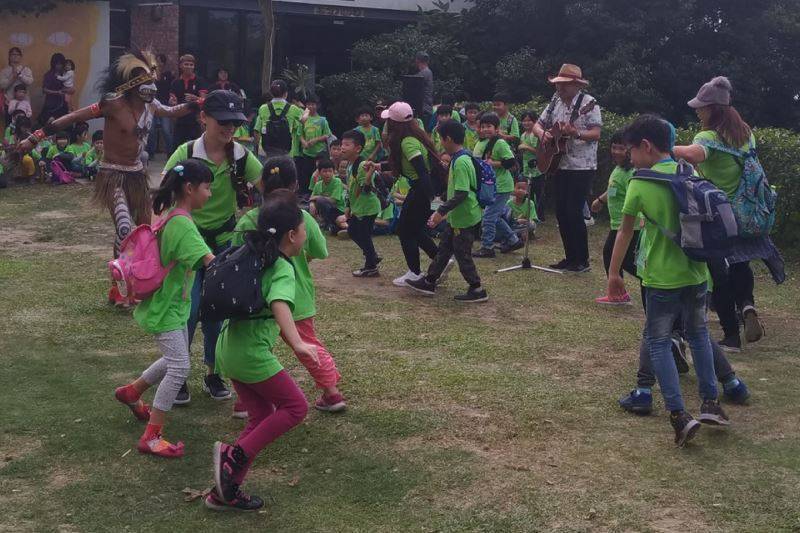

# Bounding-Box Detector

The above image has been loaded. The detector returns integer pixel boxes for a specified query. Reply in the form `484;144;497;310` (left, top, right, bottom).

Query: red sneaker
315;393;346;413
114;386;150;421
595;292;632;306
108;284;131;308
137;434;185;458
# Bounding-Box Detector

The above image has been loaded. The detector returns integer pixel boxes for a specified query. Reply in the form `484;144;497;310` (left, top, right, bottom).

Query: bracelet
33;129;46;141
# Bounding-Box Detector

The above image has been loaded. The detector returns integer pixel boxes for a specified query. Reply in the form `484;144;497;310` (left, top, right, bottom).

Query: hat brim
687;98;706;109
206;110;248;122
548;76;590;85
380;109;391;120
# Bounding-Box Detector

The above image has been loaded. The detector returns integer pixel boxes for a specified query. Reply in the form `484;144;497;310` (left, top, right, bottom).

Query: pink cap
380;101;414;122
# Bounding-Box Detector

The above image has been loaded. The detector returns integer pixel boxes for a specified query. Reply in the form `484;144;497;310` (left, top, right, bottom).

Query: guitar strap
570;93;586;124
543;94;558;127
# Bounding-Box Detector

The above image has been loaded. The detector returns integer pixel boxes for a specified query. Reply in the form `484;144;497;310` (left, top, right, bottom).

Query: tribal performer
17;49;200;305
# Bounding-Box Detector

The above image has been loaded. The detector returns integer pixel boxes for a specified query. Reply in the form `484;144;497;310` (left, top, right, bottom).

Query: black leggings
347;215;378;269
397;182;438;274
530;177;546;220
603;230;639;278
708;260;755;337
554;169;594;264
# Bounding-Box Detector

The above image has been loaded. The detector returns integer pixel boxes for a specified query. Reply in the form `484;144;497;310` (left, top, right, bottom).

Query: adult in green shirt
381;101;442;286
405;120;488;302
162;90;262;402
254;80;304;158
673;76;782;351
472;112;522;257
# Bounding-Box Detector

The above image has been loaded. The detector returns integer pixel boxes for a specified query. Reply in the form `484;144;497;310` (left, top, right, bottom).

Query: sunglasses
216;119;244;127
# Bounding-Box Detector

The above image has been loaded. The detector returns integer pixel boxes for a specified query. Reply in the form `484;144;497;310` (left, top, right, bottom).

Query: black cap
203;90;247;122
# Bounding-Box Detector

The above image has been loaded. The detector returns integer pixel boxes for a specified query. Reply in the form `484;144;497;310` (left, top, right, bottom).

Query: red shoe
115;386;151;421
232;400;248;419
137;434;185;458
595;292;632;306
108;284;130;308
315;393;346;413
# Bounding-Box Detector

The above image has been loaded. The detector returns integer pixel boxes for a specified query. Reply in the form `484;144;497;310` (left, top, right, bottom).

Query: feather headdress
97;47;158;96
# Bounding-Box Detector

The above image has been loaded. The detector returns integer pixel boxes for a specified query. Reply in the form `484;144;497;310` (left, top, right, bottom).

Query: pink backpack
108;209;191;303
50;160;76;185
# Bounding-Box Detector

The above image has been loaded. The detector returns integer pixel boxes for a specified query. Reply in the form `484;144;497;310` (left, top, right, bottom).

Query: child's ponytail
259;155;298;195
152;158;213;214
245;189;303;268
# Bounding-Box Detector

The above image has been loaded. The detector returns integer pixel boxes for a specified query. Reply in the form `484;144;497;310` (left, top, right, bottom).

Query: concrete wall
130;4;180;74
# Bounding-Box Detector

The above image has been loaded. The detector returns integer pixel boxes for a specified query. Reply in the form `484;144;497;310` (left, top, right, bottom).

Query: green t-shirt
519;132;542;178
215;256;296;383
606;165;635;230
507;196;538;222
400;136;430;182
694;130;755;199
234;209;327;322
464;124;479;151
233;125;251;140
499;114;520;140
473;137;515;194
311;176;346;212
164;139;263;245
254;100;304;157
447;154;482;229
622;160;709;289
347;160;381;217
133;213;211;334
356;125;381;160
392;176;410;198
84;147;100;166
431;129;444;155
301;115;332;157
45;144;67;159
3;126;13;144
65;142;91;158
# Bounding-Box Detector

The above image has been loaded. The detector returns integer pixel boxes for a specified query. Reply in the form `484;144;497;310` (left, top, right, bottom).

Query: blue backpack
632;160;739;262
453;142;497;208
695;137;777;238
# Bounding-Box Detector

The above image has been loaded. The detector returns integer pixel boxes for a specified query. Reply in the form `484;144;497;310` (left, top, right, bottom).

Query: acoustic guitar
536;100;597;175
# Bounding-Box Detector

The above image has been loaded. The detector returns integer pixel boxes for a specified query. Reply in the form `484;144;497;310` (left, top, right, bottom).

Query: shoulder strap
267;102;277;118
483;137;500;160
542;94;558;124
570;93;586;123
279;104;291;119
153;208;192;232
186;140;195;159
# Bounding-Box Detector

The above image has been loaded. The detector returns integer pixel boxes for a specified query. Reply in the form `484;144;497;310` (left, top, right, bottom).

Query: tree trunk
258;0;275;96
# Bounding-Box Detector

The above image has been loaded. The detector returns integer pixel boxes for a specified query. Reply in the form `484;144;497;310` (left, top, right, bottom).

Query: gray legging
141;329;190;412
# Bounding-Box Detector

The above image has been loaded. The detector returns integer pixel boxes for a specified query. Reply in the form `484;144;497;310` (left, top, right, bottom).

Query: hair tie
270;167;280;175
266;227;277;235
174;164;185;176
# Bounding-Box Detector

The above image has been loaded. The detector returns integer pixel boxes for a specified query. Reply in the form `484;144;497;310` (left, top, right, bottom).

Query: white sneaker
584;216;595;227
436;258;456;284
393;270;423;287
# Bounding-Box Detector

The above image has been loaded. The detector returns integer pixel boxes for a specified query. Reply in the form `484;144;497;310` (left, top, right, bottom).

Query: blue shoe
619;389;653;415
723;379;750;405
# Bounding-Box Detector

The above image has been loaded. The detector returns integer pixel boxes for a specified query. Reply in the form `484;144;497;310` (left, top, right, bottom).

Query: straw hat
548;64;589;86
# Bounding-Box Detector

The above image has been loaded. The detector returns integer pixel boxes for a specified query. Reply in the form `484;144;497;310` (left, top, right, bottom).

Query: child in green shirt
83;130;103;179
505;179;538;238
298;95;332;194
114;160;215;459
607;114;728;447
492;93;520;145
355;107;382;161
463;102;481;151
309;159;347;235
430;105;455;156
518;110;546;220
406;120;488;302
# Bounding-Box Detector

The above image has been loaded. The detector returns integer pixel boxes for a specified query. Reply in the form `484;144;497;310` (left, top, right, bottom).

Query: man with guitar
533;64;602;273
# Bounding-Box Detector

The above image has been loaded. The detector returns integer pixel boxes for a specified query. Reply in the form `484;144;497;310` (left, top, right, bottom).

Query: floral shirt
538;91;602;171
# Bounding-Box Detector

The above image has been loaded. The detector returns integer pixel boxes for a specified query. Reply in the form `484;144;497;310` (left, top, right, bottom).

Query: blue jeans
645;283;718;412
188;241;229;369
481;192;518;249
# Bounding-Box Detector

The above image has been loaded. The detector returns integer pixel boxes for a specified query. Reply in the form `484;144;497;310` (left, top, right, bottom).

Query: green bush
319;70;401;133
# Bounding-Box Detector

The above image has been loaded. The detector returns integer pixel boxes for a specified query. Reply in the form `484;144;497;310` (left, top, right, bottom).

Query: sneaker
718;334;742;353
137;434;185;458
499;239;524;254
436;258;456;284
549;258;571;270
698;399;731;426
352;266;379;278
671;335;690;374
393;270;423;287
203;374;232;401
174;382;191;405
406;277;436;296
584;216;595;227
742;306;764;343
564;262;591;273
213;442;249;503
618;389;653;415
723;379;751;405
472;247;496;258
205;490;264;512
114;386;151;422
454;287;489;303
670;411;701;447
232;400;248;419
595;292;632;306
315;393;347;413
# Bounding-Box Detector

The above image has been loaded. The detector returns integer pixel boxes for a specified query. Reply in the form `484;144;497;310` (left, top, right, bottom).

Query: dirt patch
0;435;43;468
35;210;74;220
48;466;86;490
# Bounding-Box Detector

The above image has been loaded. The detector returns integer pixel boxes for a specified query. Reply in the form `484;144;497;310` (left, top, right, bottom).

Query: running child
114;159;215;458
518;110;545;219
210;189;317;512
309;159;347;235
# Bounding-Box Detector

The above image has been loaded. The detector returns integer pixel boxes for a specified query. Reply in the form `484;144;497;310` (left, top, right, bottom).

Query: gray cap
688;76;732;108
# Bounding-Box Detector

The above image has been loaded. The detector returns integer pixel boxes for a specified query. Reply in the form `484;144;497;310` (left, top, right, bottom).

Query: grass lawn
1;183;798;532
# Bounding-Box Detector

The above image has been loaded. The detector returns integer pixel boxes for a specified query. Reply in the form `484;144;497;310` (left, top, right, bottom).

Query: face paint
137;82;157;102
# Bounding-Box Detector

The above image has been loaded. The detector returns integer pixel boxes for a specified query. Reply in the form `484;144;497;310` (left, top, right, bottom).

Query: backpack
695;137;777;238
187;140;251;208
261;102;293;152
108;209;191;302
50;159;76;185
455;139;499;208
631;160;738;262
199;237;267;322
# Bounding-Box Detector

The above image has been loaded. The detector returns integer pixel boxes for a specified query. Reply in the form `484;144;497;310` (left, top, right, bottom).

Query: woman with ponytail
114;159;215;458
162;89;263;403
674;76;784;353
209;189;317;512
230;155;347;418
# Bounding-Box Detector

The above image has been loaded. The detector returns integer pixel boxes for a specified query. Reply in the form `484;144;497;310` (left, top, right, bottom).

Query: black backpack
187;140;250;208
262;102;292;152
200;238;267;322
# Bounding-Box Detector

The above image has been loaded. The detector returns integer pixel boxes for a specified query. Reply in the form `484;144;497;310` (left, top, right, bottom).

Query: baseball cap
203;90;247;123
380;101;414;123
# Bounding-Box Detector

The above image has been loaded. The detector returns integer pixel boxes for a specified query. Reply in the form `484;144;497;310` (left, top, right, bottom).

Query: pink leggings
281;317;341;390
231;371;308;484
